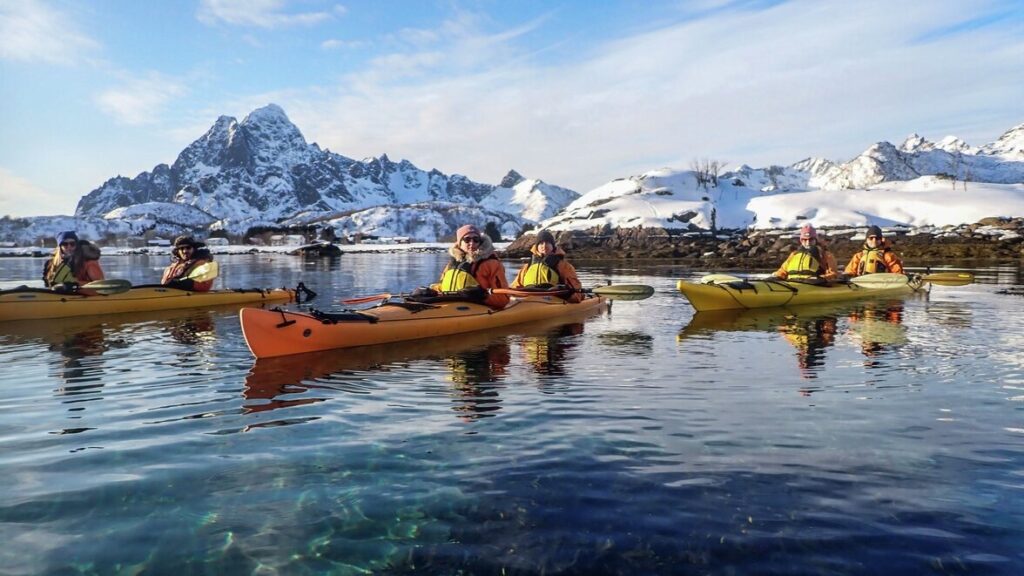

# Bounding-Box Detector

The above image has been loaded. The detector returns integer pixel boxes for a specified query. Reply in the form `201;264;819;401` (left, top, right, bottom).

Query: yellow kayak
0;285;296;322
240;294;609;358
676;274;924;312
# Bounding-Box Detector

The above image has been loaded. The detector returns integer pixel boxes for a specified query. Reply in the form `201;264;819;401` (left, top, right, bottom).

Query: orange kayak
240;294;609;358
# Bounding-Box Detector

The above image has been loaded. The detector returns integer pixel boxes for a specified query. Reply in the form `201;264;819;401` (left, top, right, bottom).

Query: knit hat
455;224;481;243
534;229;556;247
799;223;817;240
173;235;199;248
56;231;79;245
866;225;883;239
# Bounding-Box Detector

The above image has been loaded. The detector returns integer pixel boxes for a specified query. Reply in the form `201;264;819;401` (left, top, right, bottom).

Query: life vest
855;247;893;275
782;246;824;279
45;258;76;287
520;254;563;287
439;256;493;291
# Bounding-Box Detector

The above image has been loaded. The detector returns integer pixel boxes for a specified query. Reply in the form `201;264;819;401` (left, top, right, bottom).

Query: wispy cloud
95;73;188;126
0;0;99;64
290;0;1024;192
197;0;341;28
321;38;366;51
0;166;72;217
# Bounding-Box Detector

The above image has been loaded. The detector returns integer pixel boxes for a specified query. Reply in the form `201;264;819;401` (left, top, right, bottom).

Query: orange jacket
161;257;214;292
512;245;583;303
844;240;904;276
774;245;838;281
435;236;510;308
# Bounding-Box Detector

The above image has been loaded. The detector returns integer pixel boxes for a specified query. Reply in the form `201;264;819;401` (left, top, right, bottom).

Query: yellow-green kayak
0;285;296;322
676;274;924;312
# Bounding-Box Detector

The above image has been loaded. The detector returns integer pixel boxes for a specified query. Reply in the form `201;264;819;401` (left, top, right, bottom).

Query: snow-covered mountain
70;104;577;241
543;122;1024;233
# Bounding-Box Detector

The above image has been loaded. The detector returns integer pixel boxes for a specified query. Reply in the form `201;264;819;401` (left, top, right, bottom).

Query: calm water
1;253;1022;575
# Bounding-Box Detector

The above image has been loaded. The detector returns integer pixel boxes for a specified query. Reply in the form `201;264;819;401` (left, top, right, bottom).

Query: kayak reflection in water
421;224;510;309
847;302;907;368
778;313;839;381
511;229;584;303
522;323;584;378
447;341;511;422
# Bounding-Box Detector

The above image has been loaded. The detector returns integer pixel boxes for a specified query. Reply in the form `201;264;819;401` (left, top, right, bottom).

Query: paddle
79;279;132;295
185;261;219;282
920;271;975;286
492;284;656;301
342;283;657;304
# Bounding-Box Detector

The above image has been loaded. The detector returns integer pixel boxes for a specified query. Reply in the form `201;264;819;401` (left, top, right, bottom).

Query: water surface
1;253;1022;574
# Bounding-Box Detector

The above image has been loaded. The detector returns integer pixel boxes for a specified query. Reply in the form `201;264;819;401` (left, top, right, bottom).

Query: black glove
459;286;487;301
167;279;196;291
411;286;438;297
54;282;80;293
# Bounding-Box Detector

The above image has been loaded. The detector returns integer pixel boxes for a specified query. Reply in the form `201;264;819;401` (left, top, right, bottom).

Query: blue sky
1;0;1022;217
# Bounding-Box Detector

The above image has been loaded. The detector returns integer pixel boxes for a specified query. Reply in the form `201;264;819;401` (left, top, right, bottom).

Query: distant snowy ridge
543;122;1024;233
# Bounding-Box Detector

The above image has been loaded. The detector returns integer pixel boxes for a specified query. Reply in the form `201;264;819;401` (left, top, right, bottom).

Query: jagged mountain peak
981;122;1024;159
900;133;934;152
500;169;525;188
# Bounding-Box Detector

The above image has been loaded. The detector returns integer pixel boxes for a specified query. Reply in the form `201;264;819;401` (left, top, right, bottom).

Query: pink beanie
456;224;481;243
799;223;817;239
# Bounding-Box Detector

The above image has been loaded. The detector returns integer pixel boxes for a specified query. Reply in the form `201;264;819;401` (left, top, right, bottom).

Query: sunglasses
461;236;481;243
60;241;76;247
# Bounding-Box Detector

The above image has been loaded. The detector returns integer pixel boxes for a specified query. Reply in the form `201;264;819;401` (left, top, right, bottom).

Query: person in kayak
429;224;510;308
161;236;214;292
843;225;904;277
772;223;838;282
42;231;105;291
511;229;584;303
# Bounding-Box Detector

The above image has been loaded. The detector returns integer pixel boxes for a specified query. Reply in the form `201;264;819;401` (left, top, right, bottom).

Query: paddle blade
922;272;974;286
592;284;655;300
848;273;909;289
341;292;392;305
81;279;132;295
186;261;219;282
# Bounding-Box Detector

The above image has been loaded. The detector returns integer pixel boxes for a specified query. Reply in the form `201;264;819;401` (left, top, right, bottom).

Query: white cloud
95;73;188;126
321;38;366;51
288;0;1024;193
0;167;73;217
197;0;339;28
0;0;99;64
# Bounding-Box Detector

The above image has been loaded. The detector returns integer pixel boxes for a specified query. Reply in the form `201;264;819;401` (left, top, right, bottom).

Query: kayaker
511;229;584;303
430;224;510;309
772;223;838;282
843;225;905;276
42;231;105;291
161;236;214;292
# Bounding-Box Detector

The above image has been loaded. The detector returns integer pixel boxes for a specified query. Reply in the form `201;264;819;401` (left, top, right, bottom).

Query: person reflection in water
521;323;583;378
848;302;906;368
447;341;511;422
778;314;838;381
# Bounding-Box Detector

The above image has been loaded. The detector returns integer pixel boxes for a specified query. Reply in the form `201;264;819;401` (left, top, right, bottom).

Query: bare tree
691;158;728;191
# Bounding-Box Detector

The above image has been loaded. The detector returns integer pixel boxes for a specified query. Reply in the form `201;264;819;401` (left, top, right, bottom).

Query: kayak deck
240;294;609;358
676;276;923;312
0;285;295;321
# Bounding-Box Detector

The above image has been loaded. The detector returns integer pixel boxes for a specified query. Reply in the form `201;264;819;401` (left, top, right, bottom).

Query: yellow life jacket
782;247;823;279
856;247;892;275
439;259;481;292
521;254;563;287
45;258;75;287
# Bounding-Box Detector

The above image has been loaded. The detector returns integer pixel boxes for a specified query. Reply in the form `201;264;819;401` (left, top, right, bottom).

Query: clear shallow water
1;254;1023;575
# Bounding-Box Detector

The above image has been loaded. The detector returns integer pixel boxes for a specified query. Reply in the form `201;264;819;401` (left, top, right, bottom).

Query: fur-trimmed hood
448;233;497;263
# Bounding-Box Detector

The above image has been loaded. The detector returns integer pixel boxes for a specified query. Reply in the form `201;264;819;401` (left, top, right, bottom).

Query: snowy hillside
542;122;1024;233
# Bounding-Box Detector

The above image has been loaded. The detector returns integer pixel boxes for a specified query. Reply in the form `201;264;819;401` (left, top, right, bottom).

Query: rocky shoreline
505;217;1024;268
